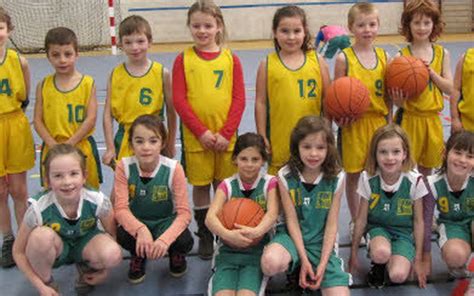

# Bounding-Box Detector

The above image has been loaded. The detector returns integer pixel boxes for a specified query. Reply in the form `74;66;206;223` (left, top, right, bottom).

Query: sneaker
75;263;96;295
0;235;15;268
285;267;303;293
128;256;146;284
169;252;187;278
367;263;386;289
449;268;471;279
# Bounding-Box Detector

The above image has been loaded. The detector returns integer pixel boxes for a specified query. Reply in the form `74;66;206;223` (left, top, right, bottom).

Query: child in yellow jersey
33;27;102;189
450;48;474;133
0;7;35;268
392;0;452;177
334;3;390;223
102;15;176;167
255;5;330;176
172;0;245;260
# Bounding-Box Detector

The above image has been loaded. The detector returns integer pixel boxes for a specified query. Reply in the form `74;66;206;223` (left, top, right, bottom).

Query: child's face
446;148;474;179
376;136;407;176
234;147;264;183
350;13;379;44
0;22;10;48
274;16;305;54
131;124;163;168
47;154;86;202
47;44;78;75
409;13;433;42
298;132;327;173
120;32;150;63
189;11;221;50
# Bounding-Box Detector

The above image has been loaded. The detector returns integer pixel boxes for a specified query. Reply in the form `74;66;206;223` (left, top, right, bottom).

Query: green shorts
210;252;267;295
324;35;351;59
367;227;415;261
270;231;351;288
438;222;472;248
54;228;102;267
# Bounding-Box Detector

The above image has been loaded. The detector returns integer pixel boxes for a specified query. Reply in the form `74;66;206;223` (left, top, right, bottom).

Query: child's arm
334;52;347;79
162;68;177;158
350;199;369;273
427;48;453;94
66;83;98;146
450;54;464;134
19;55;31;111
318;54;331;119
102;74;116;167
33;82;57;147
413;198;426;288
255;60;271;153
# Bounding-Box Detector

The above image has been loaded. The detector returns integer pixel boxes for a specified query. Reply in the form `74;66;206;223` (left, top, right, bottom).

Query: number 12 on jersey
297;79;317;99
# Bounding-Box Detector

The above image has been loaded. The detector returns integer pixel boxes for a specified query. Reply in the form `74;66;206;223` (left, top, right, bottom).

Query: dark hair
0;7;13;31
400;0;444;42
187;0;226;45
45;27;78;53
128;114;168;155
437;131;474;175
232;133;268;161
43;144;86;179
272;5;312;52
288;116;340;179
119;15;152;43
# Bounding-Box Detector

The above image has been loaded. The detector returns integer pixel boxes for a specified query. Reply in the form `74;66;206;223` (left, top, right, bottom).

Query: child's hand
421;59;435;77
262;136;272;155
311;264;326;290
136;227;153;258
348;252;360;274
335;116;355;128
223;229;253;249
102;149;116;169
234;224;261;240
199;130;217;150
214;133;230;152
389;87;408;107
414;259;427;288
38;284;59;296
451;118;463;134
421;252;432;278
299;260;316;290
148;239;169;259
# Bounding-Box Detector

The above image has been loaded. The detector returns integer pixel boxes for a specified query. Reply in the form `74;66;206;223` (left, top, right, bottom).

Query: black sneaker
285;267;303;293
367;263;386;289
169;252;187;277
128;256;146;284
0;235;15;268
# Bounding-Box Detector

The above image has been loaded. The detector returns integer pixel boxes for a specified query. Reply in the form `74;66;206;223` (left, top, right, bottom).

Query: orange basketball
385;56;429;99
324;77;370;120
218;198;264;230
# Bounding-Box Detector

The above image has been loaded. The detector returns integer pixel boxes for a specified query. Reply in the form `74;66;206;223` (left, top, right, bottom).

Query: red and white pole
108;0;117;55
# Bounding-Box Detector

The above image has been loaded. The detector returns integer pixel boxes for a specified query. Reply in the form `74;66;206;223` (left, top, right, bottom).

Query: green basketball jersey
124;155;177;230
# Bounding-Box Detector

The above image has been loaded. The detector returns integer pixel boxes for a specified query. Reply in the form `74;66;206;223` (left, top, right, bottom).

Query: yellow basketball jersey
267;50;323;168
110;61;164;125
400;44;444;113
0;49;26;114
41;75;95;140
459;48;474;131
343;47;388;116
182;47;235;152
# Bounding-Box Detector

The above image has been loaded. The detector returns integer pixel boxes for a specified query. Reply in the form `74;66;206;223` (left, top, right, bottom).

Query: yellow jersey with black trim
41;74;94;140
400;44;444;113
343;46;388;116
267;50;323;168
0;49;26;114
459;48;474;129
110;61;164;125
182;47;235;152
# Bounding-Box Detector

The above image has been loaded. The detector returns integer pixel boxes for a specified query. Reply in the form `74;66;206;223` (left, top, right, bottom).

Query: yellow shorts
396;110;444;168
114;123;133;161
0;111;35;177
340;115;387;173
41;136;103;189
183;150;236;186
267;164;281;176
460;112;474;132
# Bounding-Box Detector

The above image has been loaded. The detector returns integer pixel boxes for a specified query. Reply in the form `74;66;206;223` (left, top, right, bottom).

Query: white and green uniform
428;174;474;247
24;188;111;267
270;166;351;288
357;170;427;261
123;155;178;236
209;173;274;296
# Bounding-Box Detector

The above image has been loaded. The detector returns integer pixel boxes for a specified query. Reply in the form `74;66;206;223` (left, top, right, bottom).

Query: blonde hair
365;124;415;176
347;2;379;29
187;0;227;45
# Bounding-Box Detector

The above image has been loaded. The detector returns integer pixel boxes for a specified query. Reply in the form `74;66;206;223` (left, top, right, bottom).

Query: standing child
315;25;351;59
12;144;122;296
0;7;35;268
334;2;390;225
261;116;351;295
424;131;473;289
349;124;426;289
114;114;194;284
205;133;279;296
172;0;245;259
255;5;330;176
450;48;474;133
33;27;102;189
103;15;176;167
393;0;452;177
